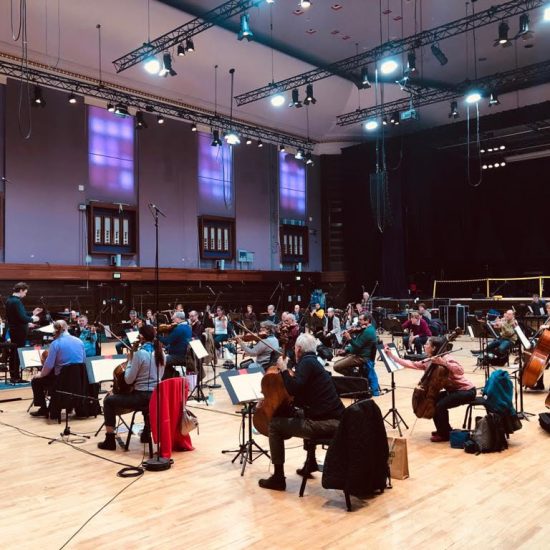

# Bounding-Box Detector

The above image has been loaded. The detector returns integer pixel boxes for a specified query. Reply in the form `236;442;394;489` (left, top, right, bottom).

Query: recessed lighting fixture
246;137;252;145
68;93;77;104
500;145;505;150
157;115;165;124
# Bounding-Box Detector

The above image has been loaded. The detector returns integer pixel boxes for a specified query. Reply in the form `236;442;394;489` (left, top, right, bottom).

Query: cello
521;328;550;388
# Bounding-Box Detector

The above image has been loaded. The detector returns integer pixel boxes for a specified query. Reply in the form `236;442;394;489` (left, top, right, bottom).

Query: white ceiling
0;0;549;145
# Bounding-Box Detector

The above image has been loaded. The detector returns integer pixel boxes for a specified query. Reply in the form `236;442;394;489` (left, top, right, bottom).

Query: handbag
180;407;199;436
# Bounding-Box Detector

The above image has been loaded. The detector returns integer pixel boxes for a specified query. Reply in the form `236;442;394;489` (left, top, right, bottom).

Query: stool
125;409;154;458
462;397;489;430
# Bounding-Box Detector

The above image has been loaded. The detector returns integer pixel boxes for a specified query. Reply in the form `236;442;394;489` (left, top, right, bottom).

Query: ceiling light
32;86;45;106
211;129;222;147
480;149;485;153
291;88;302;108
488;148;493;152
407;50;417;73
303;84;316;105
390;111;400;125
107;103;115;113
246;137;252;145
300;0;312;8
238;14;253;41
305;152;314;165
159;53;177;77
68;93;77;104
545;6;550;22
225;131;240;145
186;39;195;52
382;117;388;126
488;164;494;168
157;114;165;124
114;104;129;117
500;145;505;150
501;161;506;166
360;67;371;88
494;162;500;167
380;59;398;75
279;144;286;152
517;13;534;39
488;92;500;106
270;93;286;107
495;21;511;46
295;149;304;160
364;120;378;131
430;43;448;66
465;91;482;104
144;54;161;75
482;165;488;170
257;140;264;148
266;0;275;3
135;111;147;129
449;100;459;119
177;44;186;56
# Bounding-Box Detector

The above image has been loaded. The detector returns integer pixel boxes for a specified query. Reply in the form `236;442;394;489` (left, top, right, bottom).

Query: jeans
487;338;512;357
433;388;476;437
102;390;152;428
364;359;381;396
268;416;340;465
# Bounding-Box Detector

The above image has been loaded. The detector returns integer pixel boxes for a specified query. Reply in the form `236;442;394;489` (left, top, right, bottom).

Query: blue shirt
159;323;191;356
79;328;98;357
43;332;86;376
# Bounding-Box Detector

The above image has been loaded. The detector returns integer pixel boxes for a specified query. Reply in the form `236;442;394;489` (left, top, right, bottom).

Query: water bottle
207;389;215;405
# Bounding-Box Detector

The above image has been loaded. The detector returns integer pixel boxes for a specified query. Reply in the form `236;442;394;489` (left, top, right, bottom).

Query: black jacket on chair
322;399;389;497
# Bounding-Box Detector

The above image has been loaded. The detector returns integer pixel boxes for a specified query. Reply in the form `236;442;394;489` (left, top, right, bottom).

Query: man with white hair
258;332;344;492
265;304;279;325
29;320;86;418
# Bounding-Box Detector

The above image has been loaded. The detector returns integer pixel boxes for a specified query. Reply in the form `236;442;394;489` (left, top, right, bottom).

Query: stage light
488;92;500;107
407;50;417;73
382;117;388;126
500;145;506;150
430;43;448;66
488;164;494;168
157;115;165;124
389;111;400;125
449;100;459;119
246;137;252;145
266;0;275;3
211;129;222;146
303;84;316;105
364;119;378;131
186;39;195;52
191;123;197;132
482;165;488;170
238;14;253;41
501;161;506;166
32;86;45;106
465;91;482;104
301;0;312;8
279;144;286;152
68;93;77;104
390;112;396;124
495;21;511;46
224;131;240;145
144;55;161;75
295;149;304;160
257;140;264;148
305;152;314;165
480;149;485;153
135;111;147;129
517;13;533;39
177;44;186;56
360;67;371;88
107;103;115;113
270;93;285;107
380;59;398;75
545;6;550;22
494;162;500;167
114;104;129;117
159;53;177;77
291;88;302;108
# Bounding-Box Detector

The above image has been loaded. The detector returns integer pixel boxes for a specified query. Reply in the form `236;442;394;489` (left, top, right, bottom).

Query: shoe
258;475;286;491
97;433;116;451
30;407;48;418
430;434;450;443
296;462;319;478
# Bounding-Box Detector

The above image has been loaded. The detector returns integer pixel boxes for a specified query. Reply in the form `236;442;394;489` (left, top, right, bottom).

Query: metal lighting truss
234;0;544;106
336;59;550;126
0;55;314;151
113;0;267;73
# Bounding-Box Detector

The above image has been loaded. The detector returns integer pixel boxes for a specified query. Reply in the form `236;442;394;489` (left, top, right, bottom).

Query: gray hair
286;313;296;322
295;333;317;354
54;320;68;334
174;311;186;320
327;307;334;313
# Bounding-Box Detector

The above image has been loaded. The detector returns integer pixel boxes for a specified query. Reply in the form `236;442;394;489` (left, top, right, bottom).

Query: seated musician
97;325;165;450
418;303;432;321
361;291;372;314
243;304;258;332
68;310;80;336
529;294;547;316
306;304;324;335
333;313;380;395
29;320;86;418
258;333;345;491
486;309;517;358
386;337;476;442
159;311;192;378
402;312;432;354
314;302;325;319
279;313;300;366
321;307;342;348
293;304;303;327
187;310;205;378
265;304;280;325
77;315;98;357
237;321;280;369
213;306;229;354
145;309;156;326
115;310;142;354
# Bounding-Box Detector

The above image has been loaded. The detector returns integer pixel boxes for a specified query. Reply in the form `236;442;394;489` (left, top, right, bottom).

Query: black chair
49;363;87;423
462;396;489;430
124;409;154;458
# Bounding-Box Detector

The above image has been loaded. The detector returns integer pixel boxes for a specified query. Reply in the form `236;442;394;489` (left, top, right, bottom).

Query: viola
112;340;139;394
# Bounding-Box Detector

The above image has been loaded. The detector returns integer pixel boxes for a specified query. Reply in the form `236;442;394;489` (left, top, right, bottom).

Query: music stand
468;317;496;383
220;366;270;475
187;340;210;404
377;344;408;436
513;325;534;421
18;345;47;381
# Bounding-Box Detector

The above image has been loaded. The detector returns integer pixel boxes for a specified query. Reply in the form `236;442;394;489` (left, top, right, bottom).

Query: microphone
148;203;167;217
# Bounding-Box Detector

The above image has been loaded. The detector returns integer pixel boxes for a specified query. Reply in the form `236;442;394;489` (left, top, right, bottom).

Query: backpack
427;318;446;337
483;370;515;415
466;413;508;454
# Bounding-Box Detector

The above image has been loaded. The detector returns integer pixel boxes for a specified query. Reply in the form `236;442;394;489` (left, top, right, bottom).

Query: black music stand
512;325;534;421
377;344;408;437
220;366;270;475
468;316;497;383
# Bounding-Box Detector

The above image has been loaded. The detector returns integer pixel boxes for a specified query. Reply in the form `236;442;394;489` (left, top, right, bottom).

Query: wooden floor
1;335;550;550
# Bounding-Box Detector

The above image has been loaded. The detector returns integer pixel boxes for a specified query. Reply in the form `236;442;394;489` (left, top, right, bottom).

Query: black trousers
433;388;476;437
31;372;57;408
8;328;26;380
102;391;152;429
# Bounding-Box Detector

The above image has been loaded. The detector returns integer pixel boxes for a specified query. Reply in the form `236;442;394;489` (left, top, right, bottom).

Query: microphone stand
144;203;171;472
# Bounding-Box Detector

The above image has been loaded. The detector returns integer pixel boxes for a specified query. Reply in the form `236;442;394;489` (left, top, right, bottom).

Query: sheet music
514;325;531;350
126;330;139;344
228;372;264;402
21;348;45;368
377;344;403;373
86;356;127;383
189;339;209;359
103;325;113;338
37;324;55;334
467;325;474;338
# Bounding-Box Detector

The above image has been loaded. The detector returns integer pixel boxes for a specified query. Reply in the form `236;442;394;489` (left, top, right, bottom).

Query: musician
77;315;98;357
243;304;258;332
486;309;517;358
68;310;80;336
213;306;229;351
97;325;165;450
237;321;280;369
258;333;345;491
361;291;372;314
402;312;432;354
293;304;303;326
203;305;214;329
145;309;157;326
418;303;432;321
175;303;184;313
187;310;205;377
159;312;192;378
6;282;42;384
29;320;86;418
529;294;547;316
333;313;380;394
306;304;324;334
115;310;142;354
321;307;342;348
265;304;279;325
386;337;476;442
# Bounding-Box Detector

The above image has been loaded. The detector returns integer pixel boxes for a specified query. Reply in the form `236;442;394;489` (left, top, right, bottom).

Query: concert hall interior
1;1;550;548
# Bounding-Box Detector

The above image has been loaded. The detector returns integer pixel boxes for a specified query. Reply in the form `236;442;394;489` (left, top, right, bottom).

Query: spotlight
407;50;417;73
449;100;459;119
430;43;448;66
295;149;304;160
68;93;77;104
389;111;400;125
488;92;500;106
291;88;302;108
303;84;316;105
494;163;500;167
266;0;275;3
224;131;240;145
516;13;534;39
114;104;129;117
305;152;314;166
211;129;222;146
32;86;45;106
488;164;494;168
238;14;253;41
500;145;505;150
279;144;286;152
159;53;177;77
495;21;511;47
465;91;482;104
191;123;197;132
501;161;506;167
360;67;371;89
144;54;161;75
482;165;488;170
246;137;252;145
382;117;388;126
300;0;312;7
364;120;378;131
481;149;485;153
488;148;493;152
380;59;398;75
257;140;264;148
270;93;286;107
157;114;165;125
545;6;550;22
177;43;186;56
186;39;195;52
135;111;148;129
107;103;115;113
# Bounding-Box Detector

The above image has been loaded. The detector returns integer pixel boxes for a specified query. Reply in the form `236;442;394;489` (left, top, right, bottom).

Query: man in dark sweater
259;333;344;491
5;282;42;383
159;311;192;378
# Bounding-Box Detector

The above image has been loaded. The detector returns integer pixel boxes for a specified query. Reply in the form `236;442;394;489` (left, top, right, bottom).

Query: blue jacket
159;323;191;356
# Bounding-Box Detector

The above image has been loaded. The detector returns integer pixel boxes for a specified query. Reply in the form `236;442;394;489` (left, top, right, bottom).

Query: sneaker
430;434;450;443
30;407;48;417
258;475;286;491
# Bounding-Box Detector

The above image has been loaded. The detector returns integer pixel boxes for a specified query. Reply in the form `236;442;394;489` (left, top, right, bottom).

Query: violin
157;322;177;334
